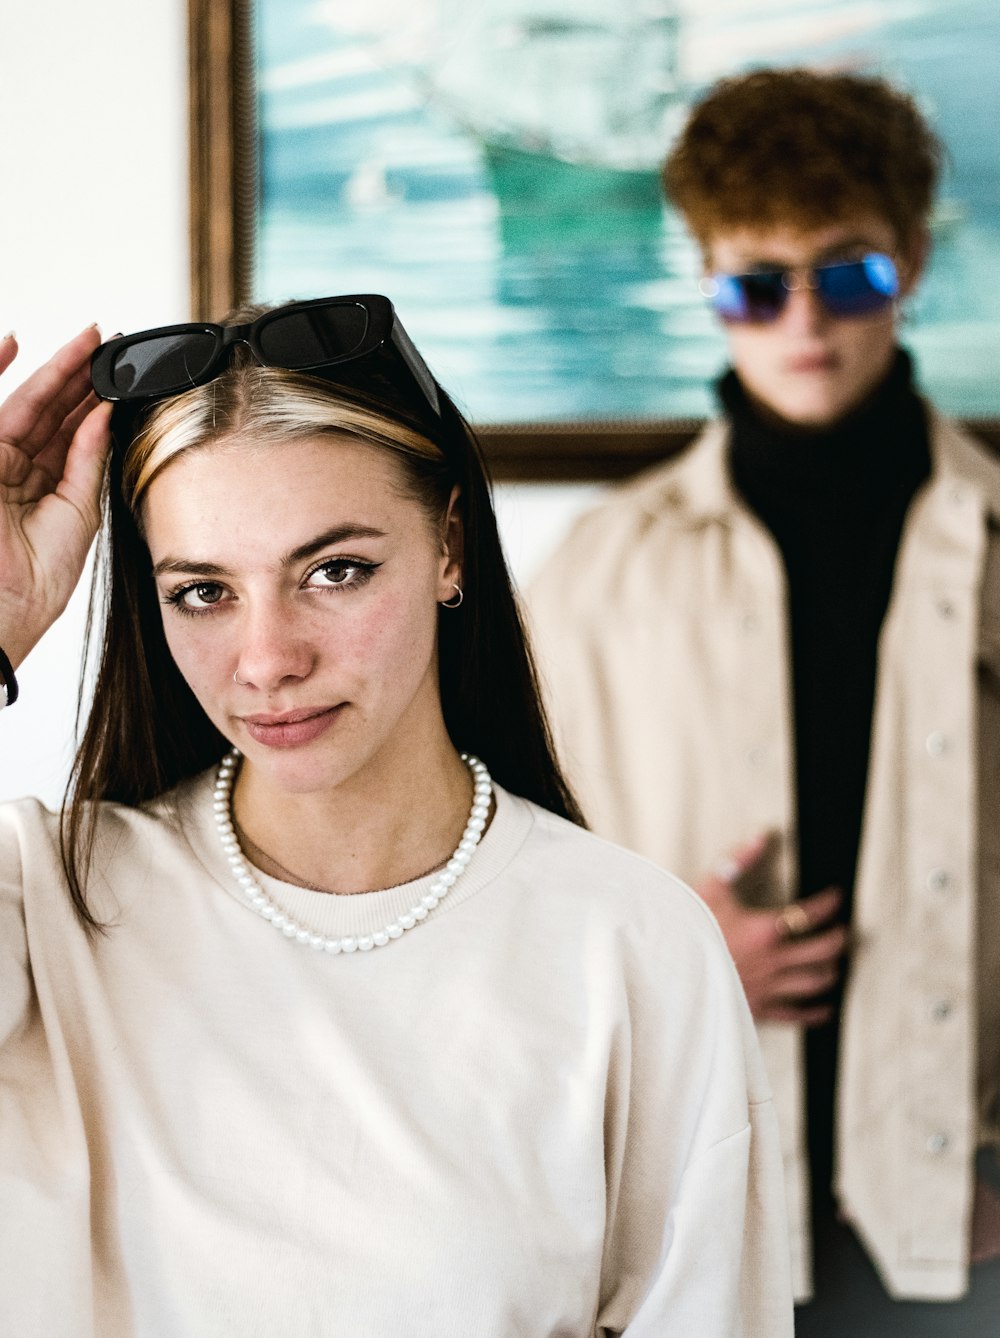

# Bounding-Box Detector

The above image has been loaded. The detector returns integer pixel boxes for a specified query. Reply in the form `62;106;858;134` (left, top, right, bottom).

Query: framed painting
190;0;1000;480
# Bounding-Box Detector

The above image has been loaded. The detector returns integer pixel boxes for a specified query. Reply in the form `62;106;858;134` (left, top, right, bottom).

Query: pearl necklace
212;749;493;954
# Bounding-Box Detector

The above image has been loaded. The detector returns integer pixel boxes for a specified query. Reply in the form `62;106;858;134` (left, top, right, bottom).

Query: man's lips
786;350;838;373
239;704;344;748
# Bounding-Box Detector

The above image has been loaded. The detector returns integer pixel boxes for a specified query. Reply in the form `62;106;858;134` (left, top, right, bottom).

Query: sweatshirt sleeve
0;802;31;1050
621;1098;792;1337
592;881;794;1338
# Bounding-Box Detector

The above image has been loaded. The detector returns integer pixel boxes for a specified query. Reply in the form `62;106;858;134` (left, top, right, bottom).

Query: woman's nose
232;608;315;692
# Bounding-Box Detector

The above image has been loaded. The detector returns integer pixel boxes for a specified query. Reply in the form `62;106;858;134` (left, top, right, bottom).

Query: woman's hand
0;328;112;666
697;833;850;1026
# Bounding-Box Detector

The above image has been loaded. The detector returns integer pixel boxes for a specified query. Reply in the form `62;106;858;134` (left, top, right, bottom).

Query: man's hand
696;833;849;1025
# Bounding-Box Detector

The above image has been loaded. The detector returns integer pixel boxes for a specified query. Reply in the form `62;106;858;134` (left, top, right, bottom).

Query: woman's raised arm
0;328;111;670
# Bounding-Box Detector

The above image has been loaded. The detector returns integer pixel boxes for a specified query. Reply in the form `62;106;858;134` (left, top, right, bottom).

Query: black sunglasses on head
91;294;441;418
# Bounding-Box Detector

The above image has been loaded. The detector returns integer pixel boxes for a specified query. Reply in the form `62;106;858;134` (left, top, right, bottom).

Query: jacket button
926;1132;950;1155
926;867;952;892
930;1000;953;1022
925;732;949;757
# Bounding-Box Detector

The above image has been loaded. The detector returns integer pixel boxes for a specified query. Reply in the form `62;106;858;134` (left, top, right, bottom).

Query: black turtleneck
722;349;932;1218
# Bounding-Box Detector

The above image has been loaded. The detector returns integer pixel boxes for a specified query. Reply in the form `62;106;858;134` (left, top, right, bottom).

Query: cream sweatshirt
0;771;792;1336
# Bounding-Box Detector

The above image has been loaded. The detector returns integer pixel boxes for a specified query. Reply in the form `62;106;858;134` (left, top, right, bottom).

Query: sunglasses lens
110;332;218;397
706;272;787;324
817;254;899;316
258;303;370;369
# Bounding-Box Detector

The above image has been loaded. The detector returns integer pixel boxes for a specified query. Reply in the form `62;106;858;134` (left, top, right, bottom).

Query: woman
0;301;791;1335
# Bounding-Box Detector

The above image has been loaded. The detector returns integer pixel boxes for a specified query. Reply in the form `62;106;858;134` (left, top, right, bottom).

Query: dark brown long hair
62;328;583;927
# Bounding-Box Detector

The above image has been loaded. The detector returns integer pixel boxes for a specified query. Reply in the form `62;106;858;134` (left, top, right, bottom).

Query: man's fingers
772;964;840;999
798;884;843;927
777;922;850;969
698;831;771;904
0;327;101;456
771;885;843;942
761;1001;835;1027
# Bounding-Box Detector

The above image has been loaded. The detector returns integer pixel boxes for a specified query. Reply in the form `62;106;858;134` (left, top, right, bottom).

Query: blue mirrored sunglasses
699;253;899;324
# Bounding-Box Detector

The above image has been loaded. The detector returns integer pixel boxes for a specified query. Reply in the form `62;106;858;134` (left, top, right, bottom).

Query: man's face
704;216;925;429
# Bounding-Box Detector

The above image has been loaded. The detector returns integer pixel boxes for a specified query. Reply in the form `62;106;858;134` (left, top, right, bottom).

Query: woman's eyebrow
283;524;387;567
151;525;388;579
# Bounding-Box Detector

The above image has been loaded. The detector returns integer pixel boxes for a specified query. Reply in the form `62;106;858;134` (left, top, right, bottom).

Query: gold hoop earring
440;583;464;609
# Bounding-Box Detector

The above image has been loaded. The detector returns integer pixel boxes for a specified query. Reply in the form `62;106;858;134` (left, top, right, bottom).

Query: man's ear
898;227;930;297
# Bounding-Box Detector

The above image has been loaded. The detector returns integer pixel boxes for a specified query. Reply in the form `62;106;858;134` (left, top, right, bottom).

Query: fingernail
2;331;15;341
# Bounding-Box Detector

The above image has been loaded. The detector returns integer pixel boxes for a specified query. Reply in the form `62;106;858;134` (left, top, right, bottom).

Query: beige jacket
527;411;1000;1301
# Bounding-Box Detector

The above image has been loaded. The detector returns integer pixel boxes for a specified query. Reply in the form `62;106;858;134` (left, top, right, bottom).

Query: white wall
0;0;189;804
0;0;598;807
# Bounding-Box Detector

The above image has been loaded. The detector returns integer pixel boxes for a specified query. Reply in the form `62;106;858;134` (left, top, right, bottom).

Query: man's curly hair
663;67;942;252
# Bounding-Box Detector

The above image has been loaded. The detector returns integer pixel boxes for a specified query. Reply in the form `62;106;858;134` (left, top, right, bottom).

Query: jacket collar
633;407;999;534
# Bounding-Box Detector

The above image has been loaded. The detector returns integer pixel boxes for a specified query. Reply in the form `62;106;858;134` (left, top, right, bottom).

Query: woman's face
141;433;461;796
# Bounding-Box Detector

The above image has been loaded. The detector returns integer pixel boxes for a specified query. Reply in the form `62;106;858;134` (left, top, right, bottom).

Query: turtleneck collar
721;348;930;520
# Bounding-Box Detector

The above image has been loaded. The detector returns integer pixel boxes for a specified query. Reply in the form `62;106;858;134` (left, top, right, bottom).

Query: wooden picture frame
187;0;1000;482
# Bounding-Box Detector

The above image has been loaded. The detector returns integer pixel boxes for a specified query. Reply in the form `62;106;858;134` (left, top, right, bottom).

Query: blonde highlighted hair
123;360;446;512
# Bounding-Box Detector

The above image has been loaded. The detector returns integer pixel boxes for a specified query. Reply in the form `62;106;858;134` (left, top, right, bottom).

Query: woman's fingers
56;400;112;523
32;389;102;487
0;333;18;379
0;326;101;458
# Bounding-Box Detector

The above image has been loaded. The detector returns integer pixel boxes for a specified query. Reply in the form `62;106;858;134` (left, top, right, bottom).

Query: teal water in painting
256;0;1000;423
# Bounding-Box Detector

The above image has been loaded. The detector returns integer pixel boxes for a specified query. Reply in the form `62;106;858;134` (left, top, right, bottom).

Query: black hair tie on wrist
0;646;19;707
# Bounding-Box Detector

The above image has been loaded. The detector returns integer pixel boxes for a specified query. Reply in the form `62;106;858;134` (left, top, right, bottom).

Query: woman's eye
306;560;378;591
166;582;227;612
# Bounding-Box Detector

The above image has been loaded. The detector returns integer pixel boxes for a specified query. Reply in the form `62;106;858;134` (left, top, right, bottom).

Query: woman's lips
241;705;343;749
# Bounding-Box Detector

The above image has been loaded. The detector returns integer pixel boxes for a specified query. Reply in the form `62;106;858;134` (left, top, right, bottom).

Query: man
528;68;1000;1331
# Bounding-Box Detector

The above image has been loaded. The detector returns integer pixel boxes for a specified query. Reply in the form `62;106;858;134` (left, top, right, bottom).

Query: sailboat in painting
424;0;687;211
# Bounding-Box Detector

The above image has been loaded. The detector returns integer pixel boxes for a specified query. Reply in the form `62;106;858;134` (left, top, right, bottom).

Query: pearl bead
212;748;491;956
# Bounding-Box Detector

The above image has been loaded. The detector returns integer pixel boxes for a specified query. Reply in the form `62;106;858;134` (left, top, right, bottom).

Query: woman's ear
437;485;464;595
